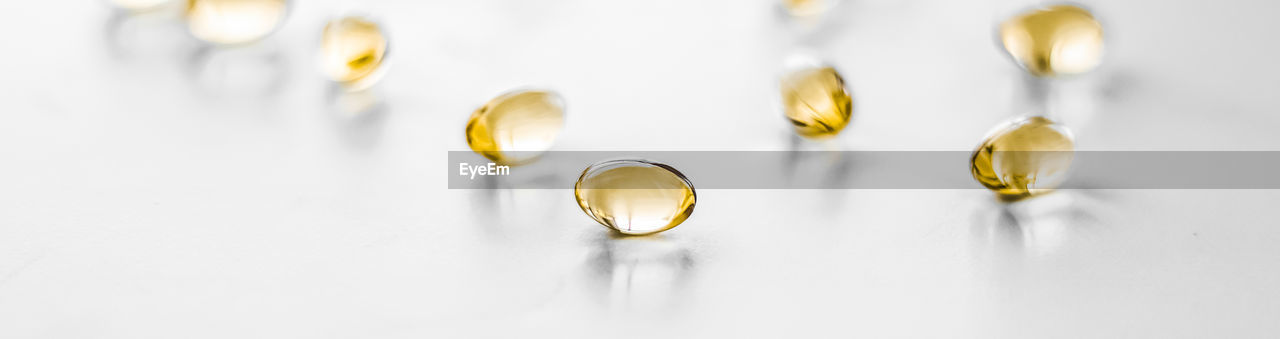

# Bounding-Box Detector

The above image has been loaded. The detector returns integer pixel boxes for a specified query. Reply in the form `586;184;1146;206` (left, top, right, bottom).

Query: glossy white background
0;0;1277;337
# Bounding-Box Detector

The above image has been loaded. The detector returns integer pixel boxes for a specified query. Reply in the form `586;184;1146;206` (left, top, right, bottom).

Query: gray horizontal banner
448;151;1280;189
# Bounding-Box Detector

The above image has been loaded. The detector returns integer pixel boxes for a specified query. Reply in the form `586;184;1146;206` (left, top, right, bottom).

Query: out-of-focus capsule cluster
105;0;393;91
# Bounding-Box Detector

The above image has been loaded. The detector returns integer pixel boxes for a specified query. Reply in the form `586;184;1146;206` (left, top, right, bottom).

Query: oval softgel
465;90;565;165
780;66;853;139
575;159;696;236
999;5;1104;76
321;16;389;90
970;116;1075;201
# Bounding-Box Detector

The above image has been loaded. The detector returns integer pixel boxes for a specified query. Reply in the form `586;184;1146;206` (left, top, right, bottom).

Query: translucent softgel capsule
970;116;1075;201
575;159;697;236
780;66;853;139
466;90;565;165
999;5;1104;76
185;0;289;45
321;16;388;90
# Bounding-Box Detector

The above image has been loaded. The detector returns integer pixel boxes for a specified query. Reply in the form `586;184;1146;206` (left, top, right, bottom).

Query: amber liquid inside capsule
184;0;289;45
321;16;388;89
465;90;565;165
575;159;696;236
780;66;853;139
999;5;1104;76
970;116;1075;201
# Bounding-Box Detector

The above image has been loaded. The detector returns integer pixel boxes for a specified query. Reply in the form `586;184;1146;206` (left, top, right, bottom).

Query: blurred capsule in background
970;116;1075;201
466;90;565;165
999;5;1104;76
320;16;388;91
575;159;697;236
108;0;173;11
780;0;837;18
184;0;289;45
780;64;853;139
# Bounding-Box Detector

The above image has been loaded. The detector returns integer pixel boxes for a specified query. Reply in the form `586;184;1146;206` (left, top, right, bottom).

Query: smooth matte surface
1;0;1278;337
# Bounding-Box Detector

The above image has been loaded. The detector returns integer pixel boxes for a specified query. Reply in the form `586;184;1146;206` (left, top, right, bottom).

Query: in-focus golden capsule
999;5;1104;76
321;16;388;90
184;0;289;45
780;66;853;139
109;0;172;11
970;116;1075;201
466;90;565;165
575;159;696;236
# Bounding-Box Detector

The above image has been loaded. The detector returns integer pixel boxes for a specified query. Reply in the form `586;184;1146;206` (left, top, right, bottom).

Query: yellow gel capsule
999;5;1104;76
970;116;1075;201
465;90;565;165
575;159;696;236
109;0;172;11
780;66;853;139
321;16;388;90
184;0;289;45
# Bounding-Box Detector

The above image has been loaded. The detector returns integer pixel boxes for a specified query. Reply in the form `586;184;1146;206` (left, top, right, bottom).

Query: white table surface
1;0;1278;337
